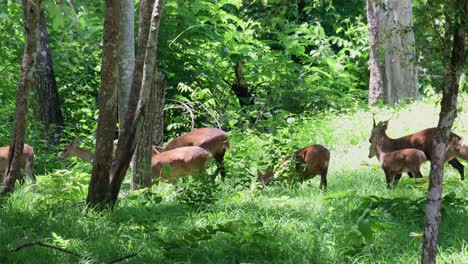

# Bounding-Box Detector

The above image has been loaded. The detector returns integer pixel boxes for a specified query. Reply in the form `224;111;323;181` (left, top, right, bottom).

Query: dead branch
10;241;83;258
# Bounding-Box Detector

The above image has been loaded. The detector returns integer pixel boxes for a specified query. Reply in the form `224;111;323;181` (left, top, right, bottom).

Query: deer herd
2;117;467;190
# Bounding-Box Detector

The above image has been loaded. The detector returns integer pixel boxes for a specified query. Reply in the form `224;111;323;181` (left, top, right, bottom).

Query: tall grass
1;97;467;263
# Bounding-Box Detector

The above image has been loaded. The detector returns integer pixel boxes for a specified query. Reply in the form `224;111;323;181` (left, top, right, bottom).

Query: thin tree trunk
109;0;165;204
131;71;165;189
1;0;41;195
421;1;466;263
87;0;121;207
152;71;166;147
231;57;251;106
34;10;64;144
366;0;384;104
118;0;135;132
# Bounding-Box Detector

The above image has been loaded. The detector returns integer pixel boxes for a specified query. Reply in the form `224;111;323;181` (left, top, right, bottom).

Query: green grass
1;97;467;263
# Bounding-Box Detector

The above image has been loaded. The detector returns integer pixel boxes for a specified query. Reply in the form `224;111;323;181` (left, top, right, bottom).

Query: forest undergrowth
1;97;467;263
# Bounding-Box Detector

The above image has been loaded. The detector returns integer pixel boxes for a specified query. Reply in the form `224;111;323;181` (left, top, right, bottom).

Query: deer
0;144;36;184
60;138;210;182
257;145;330;189
369;137;427;189
151;146;211;182
59;138;94;162
369;118;465;180
163;128;229;179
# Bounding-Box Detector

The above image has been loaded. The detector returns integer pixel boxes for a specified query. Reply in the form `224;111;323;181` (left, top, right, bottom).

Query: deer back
164;128;229;157
151;146;210;181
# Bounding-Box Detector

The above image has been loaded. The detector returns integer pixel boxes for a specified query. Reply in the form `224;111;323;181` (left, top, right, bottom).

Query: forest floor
1;97;467;263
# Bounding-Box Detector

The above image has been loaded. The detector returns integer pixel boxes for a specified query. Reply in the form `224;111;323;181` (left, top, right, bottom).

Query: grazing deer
369;137;427;189
257;145;330;189
0;144;36;184
163;128;229;179
369;119;465;180
151;146;211;182
59;138;94;162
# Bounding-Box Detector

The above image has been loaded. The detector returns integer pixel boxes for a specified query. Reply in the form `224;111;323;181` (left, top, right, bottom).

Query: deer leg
407;172;414;178
26;159;36;183
393;173;402;186
384;170;393;190
214;152;226;181
448;158;464;180
412;169;423;179
319;167;328;190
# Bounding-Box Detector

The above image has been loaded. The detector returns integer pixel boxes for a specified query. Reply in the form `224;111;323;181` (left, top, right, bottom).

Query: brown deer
60;138;209;182
369;137;427;189
0;144;36;184
151;146;211;182
163;128;229;179
257;145;330;189
369;119;465;180
59;138;94;162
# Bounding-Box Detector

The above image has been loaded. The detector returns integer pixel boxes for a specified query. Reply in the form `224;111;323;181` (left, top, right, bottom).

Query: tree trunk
131;71;166;189
1;0;41;195
366;0;384;104
367;0;418;105
109;0;165;203
85;0;165;208
379;0;418;104
421;1;466;263
118;0;135;132
87;0;121;207
152;71;166;147
231;56;251;106
34;10;64;144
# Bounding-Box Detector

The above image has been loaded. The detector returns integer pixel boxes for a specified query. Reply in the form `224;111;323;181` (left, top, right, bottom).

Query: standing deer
0;144;36;184
60;138;210;182
151;146;211;182
369;119;465;180
257;145;330;189
163;128;229;179
369;137;427;189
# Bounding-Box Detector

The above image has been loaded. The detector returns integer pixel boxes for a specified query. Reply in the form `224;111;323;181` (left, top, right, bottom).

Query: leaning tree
1;0;41;195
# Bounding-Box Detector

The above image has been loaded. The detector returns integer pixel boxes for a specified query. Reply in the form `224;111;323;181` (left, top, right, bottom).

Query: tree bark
366;0;384;104
34;10;64;144
118;0;135;132
131;71;166;189
368;0;418;104
87;0;121;207
110;0;165;203
421;1;466;263
1;0;41;195
231;56;251;106
85;0;165;208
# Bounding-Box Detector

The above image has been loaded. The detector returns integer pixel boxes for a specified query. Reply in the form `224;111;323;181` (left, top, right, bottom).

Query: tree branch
10;241;83;258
